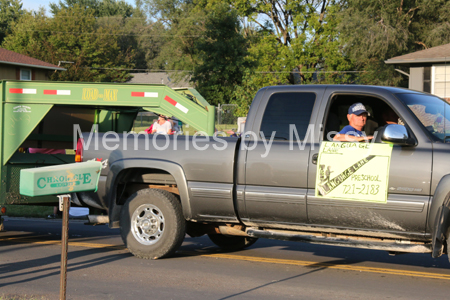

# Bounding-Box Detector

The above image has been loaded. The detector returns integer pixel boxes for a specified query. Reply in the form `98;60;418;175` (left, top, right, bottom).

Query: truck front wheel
446;228;450;263
207;234;258;252
120;188;185;259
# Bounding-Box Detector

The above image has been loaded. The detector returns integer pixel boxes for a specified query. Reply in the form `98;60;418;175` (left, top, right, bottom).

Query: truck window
259;92;315;141
323;94;404;142
396;93;450;141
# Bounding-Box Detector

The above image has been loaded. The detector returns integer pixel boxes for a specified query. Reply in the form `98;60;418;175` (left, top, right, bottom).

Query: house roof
0;48;66;71
385;43;450;65
127;72;192;88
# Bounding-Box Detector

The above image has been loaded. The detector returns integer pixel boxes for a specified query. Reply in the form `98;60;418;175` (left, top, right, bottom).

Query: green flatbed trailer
0;80;215;217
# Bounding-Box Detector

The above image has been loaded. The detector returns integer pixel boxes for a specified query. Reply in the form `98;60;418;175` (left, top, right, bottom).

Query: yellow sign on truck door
315;142;393;203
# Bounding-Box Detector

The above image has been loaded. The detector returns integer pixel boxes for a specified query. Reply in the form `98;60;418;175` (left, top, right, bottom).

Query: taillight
75;138;84;162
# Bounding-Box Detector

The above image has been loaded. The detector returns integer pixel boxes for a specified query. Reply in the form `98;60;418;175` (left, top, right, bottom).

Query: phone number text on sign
315;142;393;203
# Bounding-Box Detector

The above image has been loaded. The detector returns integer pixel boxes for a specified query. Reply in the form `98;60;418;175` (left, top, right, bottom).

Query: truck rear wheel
207;234;258;252
120;188;185;259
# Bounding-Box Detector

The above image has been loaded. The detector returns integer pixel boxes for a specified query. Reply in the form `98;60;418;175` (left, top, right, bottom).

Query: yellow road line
0;236;124;250
2;236;450;280
199;253;450;280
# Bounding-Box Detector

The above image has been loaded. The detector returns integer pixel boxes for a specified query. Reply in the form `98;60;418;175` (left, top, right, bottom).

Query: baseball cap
348;103;370;116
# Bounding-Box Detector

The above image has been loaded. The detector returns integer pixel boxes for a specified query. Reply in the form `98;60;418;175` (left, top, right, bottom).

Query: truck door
238;87;325;226
306;89;432;234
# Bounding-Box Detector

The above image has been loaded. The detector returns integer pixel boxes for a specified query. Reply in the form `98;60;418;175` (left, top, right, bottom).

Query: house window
20;68;31;80
432;65;450;98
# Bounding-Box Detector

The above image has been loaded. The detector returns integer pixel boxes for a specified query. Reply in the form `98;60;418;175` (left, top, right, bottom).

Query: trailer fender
105;159;191;228
429;174;450;258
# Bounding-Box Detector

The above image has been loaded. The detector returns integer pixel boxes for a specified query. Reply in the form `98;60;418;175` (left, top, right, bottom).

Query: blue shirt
339;125;363;137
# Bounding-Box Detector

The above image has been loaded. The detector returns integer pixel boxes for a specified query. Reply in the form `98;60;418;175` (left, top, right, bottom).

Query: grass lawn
3;205;54;218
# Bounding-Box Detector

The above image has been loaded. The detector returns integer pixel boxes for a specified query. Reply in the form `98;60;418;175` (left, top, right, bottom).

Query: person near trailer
151;115;172;135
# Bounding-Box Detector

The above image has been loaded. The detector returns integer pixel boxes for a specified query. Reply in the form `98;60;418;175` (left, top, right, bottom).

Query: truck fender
105;159;191;228
429;174;450;258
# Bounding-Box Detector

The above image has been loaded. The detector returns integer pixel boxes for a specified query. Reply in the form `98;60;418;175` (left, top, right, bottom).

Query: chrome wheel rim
131;204;165;245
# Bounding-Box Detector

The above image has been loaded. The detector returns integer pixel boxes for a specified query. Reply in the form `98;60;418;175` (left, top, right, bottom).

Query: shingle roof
385;43;450;65
127;72;192;88
0;48;65;70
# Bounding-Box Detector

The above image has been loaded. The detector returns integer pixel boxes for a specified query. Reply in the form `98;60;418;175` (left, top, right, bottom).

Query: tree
204;0;351;114
191;4;253;105
140;1;352;111
0;0;24;44
116;1;165;70
3;5;135;82
142;1;256;105
231;69;260;116
49;0;134;18
142;0;203;76
339;0;450;86
96;11;164;71
226;0;351;85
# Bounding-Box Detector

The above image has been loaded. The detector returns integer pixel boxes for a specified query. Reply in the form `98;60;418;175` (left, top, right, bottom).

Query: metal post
58;194;71;300
217;104;221;125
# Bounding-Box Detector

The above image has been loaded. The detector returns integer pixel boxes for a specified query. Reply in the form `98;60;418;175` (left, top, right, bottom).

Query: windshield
396;93;450;142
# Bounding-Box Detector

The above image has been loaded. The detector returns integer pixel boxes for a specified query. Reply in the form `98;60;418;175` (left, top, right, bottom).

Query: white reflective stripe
144;92;158;97
23;89;37;94
57;90;71;95
175;103;189;113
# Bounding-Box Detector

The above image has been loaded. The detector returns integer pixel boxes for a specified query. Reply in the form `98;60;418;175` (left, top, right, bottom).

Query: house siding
0;65;17;80
409;67;424;91
0;63;50;80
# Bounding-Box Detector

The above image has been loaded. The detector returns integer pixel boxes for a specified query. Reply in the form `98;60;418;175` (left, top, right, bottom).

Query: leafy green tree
3;5;135;82
143;0;202;76
50;0;133;18
118;1;165;70
191;4;253;105
0;0;24;44
339;0;450;86
96;12;162;71
231;69;260;116
212;0;352;114
143;1;255;105
227;0;351;84
141;1;352;111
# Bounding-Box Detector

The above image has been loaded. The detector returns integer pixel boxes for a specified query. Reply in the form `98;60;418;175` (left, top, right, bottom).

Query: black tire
120;188;185;259
207;234;258;252
446;228;450;263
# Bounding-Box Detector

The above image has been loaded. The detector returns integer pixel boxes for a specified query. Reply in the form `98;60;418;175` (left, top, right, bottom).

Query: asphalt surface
1;217;450;300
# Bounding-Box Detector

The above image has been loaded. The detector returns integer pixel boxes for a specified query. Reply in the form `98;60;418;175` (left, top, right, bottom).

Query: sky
21;0;53;13
21;0;135;14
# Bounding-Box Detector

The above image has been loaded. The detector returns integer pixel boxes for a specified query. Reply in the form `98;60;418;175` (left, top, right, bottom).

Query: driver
333;103;373;142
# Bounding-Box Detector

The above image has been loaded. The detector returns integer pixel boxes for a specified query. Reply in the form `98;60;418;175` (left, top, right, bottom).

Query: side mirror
381;124;416;146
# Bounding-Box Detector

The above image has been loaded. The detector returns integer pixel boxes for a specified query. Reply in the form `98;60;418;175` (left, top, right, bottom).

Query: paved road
1;217;450;300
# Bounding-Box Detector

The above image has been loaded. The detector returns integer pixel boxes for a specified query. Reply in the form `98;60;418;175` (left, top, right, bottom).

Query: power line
24;29;202;37
82;66;368;74
83;67;187;72
256;70;367;74
48;15;196;21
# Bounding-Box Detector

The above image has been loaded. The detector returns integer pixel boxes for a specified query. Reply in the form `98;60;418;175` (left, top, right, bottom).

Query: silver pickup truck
77;85;450;262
